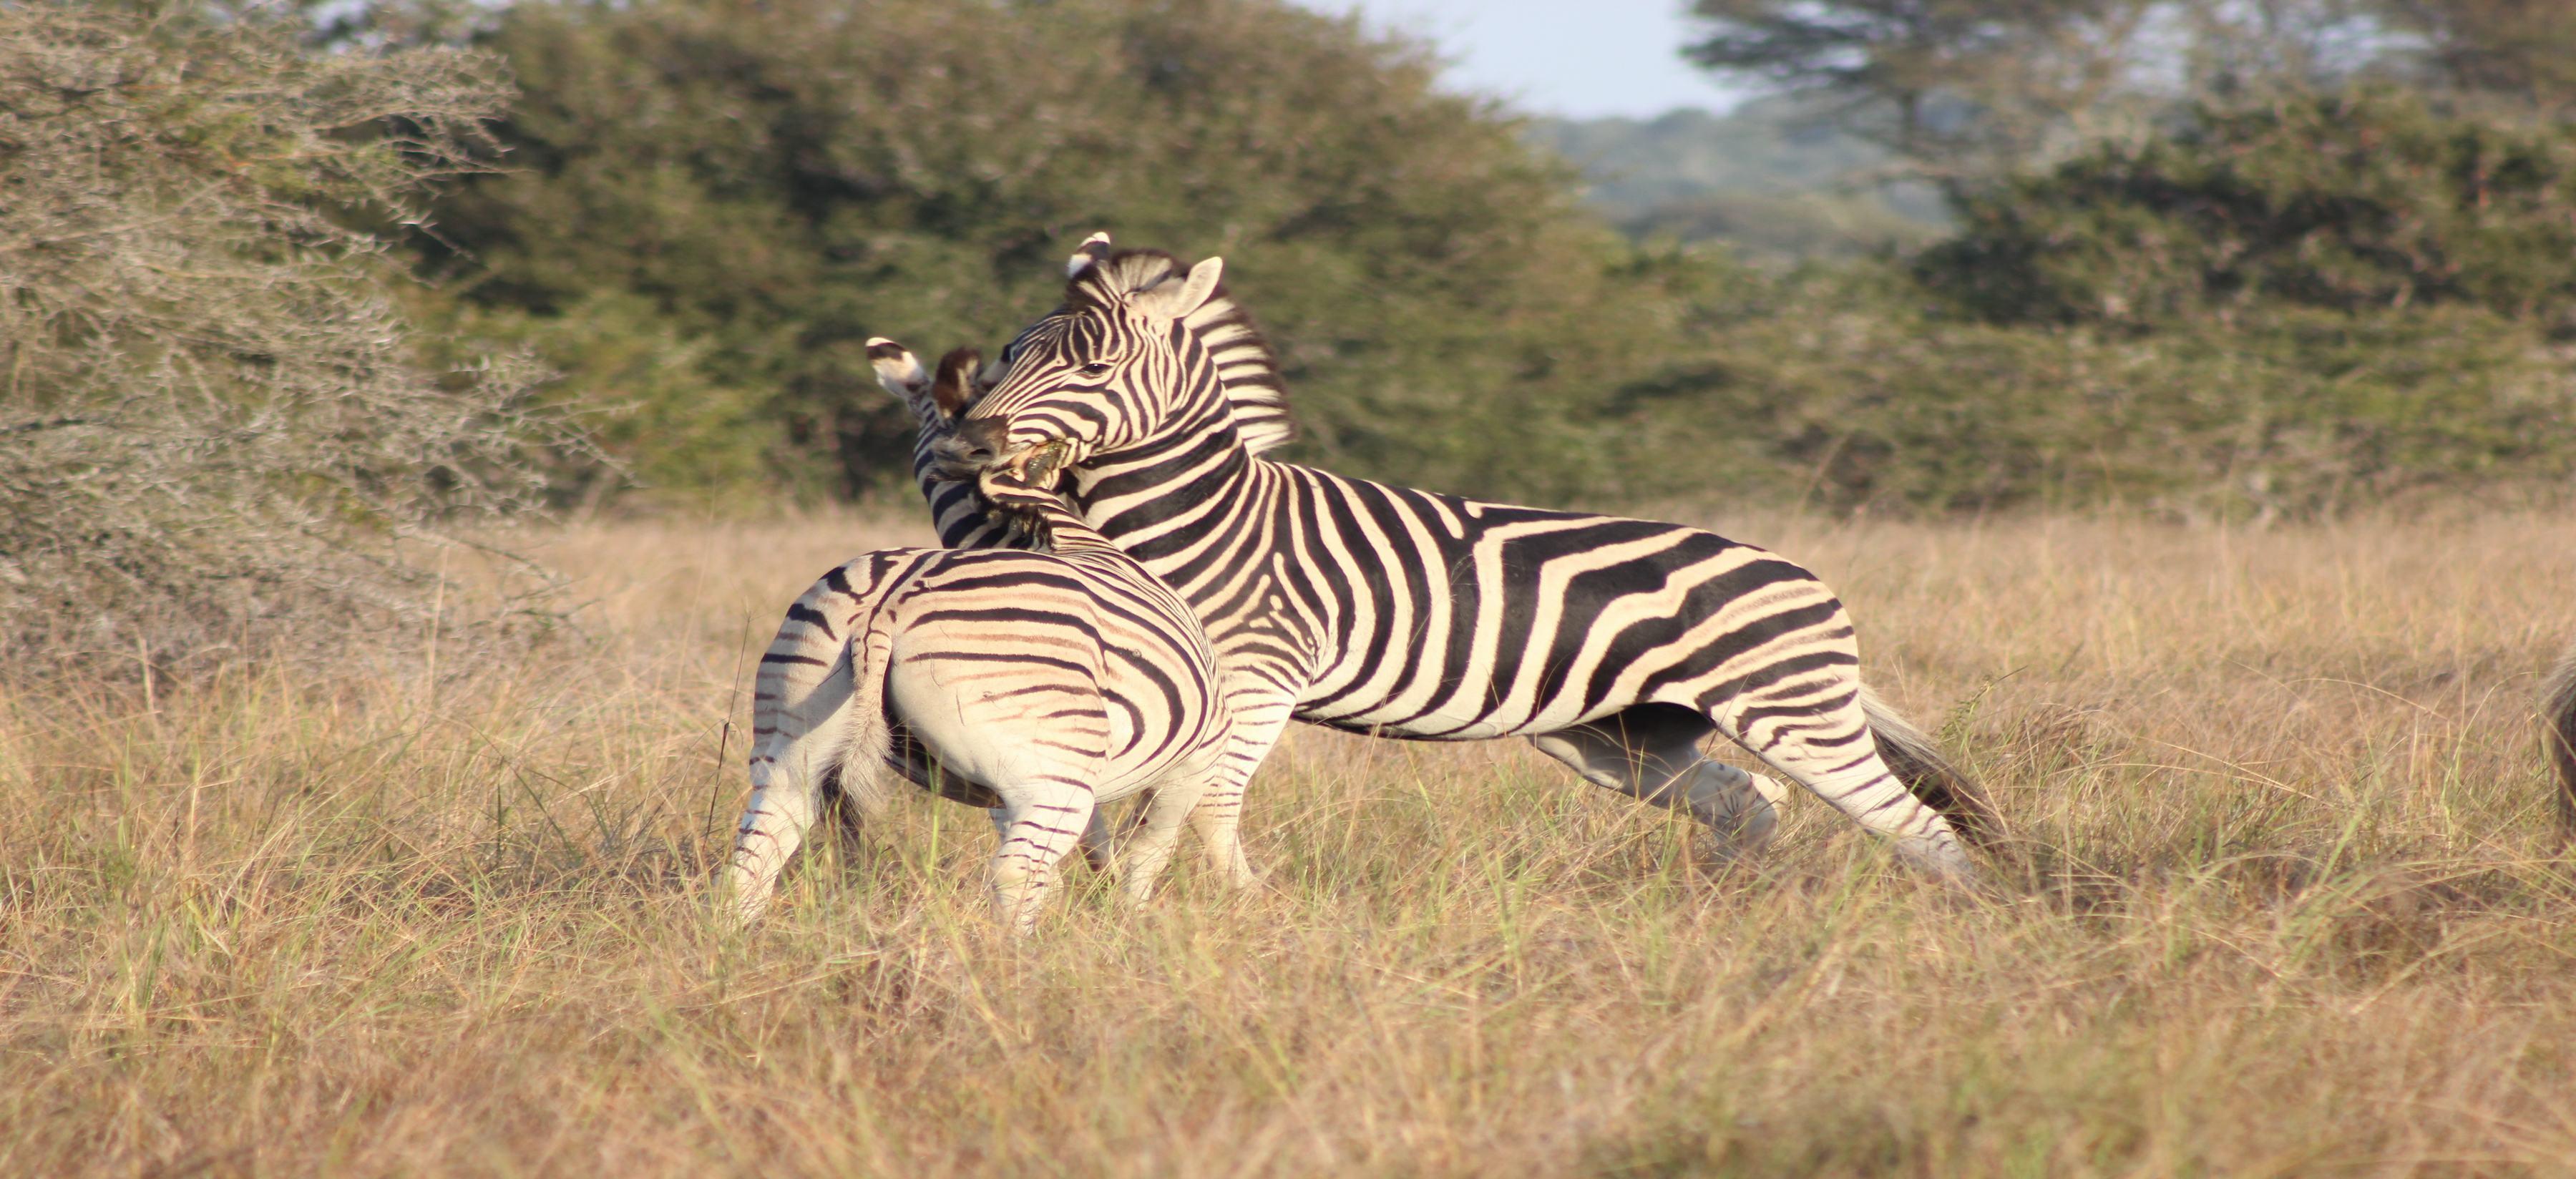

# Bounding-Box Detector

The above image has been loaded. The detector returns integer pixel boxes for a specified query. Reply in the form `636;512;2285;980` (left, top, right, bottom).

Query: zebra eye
1078;361;1113;376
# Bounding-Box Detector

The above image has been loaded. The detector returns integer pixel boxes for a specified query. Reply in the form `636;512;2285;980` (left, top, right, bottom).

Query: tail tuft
1860;685;2001;849
2543;642;2576;844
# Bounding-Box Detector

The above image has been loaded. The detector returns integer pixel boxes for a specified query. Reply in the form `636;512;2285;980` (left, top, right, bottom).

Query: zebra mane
1006;244;1296;456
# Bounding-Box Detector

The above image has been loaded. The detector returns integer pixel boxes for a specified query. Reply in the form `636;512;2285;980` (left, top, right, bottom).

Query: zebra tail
1858;685;2001;849
834;606;902;828
2543;641;2576;844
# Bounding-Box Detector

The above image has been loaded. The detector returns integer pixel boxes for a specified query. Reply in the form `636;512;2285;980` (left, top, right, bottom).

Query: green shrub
1616;259;2576;518
392;1;2576;521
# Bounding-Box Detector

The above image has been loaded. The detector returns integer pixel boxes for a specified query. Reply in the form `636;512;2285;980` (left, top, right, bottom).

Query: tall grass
5;508;2573;1176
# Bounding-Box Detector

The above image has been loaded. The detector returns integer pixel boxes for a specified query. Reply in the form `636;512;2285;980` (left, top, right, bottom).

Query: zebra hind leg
1183;758;1259;889
986;803;1117;866
1700;675;1977;884
1528;704;1788;861
988;781;1100;934
727;660;859;925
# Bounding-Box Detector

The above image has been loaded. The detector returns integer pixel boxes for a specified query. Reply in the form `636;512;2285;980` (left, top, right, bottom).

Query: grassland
5;507;2574;1177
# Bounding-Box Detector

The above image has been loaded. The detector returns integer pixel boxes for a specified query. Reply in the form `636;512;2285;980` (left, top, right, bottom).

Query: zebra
859;332;1106;871
864;328;1264;886
722;342;1249;931
2545;641;2576;843
929;240;1996;882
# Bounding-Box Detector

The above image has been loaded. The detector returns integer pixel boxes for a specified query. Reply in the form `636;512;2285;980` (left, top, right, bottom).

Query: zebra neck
1023;501;1126;559
914;446;1019;549
1070;412;1259;545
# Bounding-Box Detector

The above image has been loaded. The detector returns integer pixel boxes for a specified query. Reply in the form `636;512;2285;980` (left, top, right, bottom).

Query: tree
0;4;579;665
1681;1;2396;188
2384;0;2576;115
415;0;1670;504
1919;89;2576;326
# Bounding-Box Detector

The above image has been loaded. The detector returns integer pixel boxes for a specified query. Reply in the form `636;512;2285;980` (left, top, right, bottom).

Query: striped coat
723;345;1247;932
934;243;1995;881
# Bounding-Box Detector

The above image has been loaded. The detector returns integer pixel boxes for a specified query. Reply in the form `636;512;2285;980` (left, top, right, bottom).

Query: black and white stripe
723;344;1252;931
941;243;1996;881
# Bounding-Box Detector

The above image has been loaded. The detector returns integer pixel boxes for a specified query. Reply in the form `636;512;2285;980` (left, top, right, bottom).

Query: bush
1590;89;2576;519
1608;252;2576;519
0;5;582;667
383;4;2576;521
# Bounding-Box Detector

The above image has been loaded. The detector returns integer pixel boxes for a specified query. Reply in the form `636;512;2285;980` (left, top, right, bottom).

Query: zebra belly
1294;693;1631;741
882;728;1006;810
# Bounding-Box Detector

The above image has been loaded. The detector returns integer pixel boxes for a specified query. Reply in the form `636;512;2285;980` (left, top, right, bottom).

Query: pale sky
1293;0;1747;119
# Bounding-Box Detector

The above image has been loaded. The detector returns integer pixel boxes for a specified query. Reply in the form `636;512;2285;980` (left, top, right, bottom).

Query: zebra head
945;248;1231;481
872;337;1073;543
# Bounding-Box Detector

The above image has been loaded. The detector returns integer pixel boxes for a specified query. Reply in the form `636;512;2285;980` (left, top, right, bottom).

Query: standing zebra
932;242;1994;881
2545;641;2576;842
724;343;1249;931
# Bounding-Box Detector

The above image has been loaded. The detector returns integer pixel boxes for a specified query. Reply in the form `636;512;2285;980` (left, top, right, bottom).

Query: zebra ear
932;346;983;421
1136;255;1223;322
1065;231;1113;278
867;337;932;406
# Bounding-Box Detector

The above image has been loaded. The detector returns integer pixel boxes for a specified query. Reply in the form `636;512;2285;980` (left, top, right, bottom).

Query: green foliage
337;0;2576;522
2391;0;2576;114
1620;260;2576;516
1600;90;2576;518
1923;89;2576;328
416;0;1659;504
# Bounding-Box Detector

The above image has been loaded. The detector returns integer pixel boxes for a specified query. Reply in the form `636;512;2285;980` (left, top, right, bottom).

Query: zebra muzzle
935;417;1013;474
1008;441;1071;486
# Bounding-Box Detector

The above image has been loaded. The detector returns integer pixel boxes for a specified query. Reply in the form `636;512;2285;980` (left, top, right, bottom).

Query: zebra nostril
939;419;1015;471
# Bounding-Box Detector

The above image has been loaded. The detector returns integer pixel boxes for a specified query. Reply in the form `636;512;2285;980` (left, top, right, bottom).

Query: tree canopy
419;0;1669;504
1921;89;2576;326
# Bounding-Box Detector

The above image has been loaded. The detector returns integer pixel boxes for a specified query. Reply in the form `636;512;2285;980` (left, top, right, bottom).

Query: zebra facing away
723;343;1250;932
936;240;1996;881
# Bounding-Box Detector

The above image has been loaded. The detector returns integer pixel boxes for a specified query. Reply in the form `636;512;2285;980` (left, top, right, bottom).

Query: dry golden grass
6;507;2575;1177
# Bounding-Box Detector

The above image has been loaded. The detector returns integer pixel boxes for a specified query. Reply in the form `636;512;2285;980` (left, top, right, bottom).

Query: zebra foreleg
1187;688;1301;889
